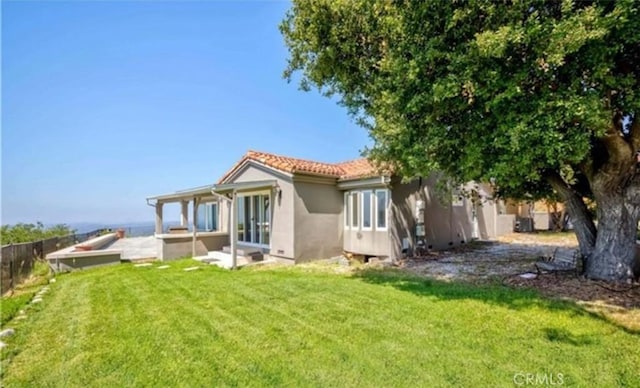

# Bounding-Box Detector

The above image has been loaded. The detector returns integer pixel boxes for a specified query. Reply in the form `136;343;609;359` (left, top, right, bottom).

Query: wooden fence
0;229;105;294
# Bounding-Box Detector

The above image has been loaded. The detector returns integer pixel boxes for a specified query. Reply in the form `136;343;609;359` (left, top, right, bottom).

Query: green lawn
1;260;638;386
1;260;51;326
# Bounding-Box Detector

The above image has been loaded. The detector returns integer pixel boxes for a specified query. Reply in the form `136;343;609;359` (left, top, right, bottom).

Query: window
362;191;372;229
209;203;218;231
237;198;245;240
350;192;359;228
197;204;206;230
196;202;219;232
376;190;388;230
344;189;388;231
344;193;350;227
244;196;253;242
236;193;270;246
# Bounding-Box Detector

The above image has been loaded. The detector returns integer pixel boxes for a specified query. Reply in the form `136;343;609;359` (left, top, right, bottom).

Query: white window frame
361;190;373;231
209;202;219;232
197;201;220;232
236;193;270;248
344;192;350;229
375;189;389;231
350;191;359;229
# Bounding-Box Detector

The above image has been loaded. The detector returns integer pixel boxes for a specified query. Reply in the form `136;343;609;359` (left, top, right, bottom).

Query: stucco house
146;150;514;266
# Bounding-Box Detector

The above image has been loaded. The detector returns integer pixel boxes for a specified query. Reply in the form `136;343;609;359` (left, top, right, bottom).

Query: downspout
230;191;237;270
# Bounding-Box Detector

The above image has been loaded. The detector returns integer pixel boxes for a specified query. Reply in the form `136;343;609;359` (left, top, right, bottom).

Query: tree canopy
282;0;640;282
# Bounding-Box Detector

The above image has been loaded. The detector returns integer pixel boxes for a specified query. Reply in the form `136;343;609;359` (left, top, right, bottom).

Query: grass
1;260;639;387
1;260;51;326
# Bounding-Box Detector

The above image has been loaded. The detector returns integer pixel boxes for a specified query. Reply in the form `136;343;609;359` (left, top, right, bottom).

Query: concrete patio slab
108;236;157;261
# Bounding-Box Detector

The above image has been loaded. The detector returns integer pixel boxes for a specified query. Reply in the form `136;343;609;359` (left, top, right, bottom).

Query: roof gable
217;150;382;184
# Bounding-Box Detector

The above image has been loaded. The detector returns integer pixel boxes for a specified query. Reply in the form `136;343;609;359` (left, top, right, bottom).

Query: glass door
244;196;253;243
237;193;270;247
261;195;270;245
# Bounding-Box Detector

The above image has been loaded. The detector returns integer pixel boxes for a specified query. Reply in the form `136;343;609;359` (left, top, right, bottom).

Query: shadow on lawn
543;327;600;346
351;267;574;311
351;267;640;335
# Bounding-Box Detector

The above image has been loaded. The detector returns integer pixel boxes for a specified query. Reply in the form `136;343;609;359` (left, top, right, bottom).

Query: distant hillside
68;221;180;236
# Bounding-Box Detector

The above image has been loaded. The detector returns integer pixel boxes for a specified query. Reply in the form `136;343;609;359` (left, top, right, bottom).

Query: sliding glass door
237;193;270;247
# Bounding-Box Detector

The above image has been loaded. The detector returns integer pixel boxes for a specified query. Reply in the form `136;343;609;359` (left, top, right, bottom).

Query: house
146;150;514;266
498;200;571;232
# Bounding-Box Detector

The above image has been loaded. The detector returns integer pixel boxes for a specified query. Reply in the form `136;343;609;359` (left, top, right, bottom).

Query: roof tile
217;150;382;183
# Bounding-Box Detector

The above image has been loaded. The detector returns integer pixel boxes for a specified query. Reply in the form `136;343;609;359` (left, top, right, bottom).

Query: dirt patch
399;233;578;282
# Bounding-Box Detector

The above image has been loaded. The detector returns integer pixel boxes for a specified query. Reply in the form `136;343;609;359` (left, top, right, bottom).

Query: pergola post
180;201;189;227
155;202;164;235
192;197;199;258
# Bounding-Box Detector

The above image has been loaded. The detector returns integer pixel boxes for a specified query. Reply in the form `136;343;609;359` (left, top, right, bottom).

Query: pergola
146;180;277;268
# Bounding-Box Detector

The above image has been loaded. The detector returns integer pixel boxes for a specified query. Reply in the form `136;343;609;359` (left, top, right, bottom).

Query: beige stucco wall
501;200;559;232
533;212;551;230
157;235;204;261
53;253;121;272
389;175;478;258
156;233;229;261
496;215;516;235
199;234;229;251
226;163;295;260
473;184;496;239
343;228;390;257
293;180;344;262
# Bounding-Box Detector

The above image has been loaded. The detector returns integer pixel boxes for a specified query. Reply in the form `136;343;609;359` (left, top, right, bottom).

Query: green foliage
0;293;34;327
1;261;51;326
281;0;640;200
1;262;638;385
1;222;75;245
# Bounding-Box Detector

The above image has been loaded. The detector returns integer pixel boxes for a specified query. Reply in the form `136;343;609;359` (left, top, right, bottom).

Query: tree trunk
547;173;596;259
587;191;640;282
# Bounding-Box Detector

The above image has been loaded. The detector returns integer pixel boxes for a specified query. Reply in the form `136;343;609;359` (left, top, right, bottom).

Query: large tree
281;0;640;282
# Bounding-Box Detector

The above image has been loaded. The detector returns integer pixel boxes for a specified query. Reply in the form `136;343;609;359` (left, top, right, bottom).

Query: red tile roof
336;158;381;180
217;150;382;183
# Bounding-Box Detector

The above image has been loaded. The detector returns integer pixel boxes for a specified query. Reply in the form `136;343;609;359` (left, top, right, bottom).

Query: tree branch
594;114;638;193
629;114;640;153
602;126;632;168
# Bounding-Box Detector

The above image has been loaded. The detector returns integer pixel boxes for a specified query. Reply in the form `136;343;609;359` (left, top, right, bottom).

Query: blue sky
2;1;370;225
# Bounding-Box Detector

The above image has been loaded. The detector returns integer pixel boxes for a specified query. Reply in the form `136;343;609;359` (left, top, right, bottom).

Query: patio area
107;236;157;261
193;243;283;269
107;234;269;269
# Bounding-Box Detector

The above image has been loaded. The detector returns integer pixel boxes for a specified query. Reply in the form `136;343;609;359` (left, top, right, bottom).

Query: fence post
11;244;17;292
9;258;14;293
